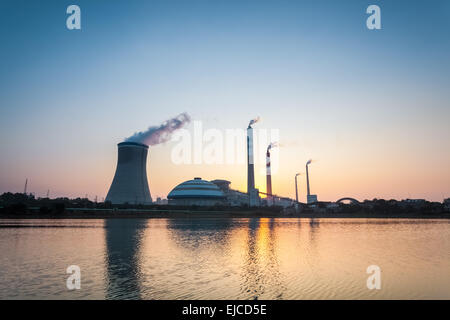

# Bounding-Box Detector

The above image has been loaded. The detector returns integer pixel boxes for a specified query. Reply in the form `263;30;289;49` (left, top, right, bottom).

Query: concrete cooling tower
105;142;152;205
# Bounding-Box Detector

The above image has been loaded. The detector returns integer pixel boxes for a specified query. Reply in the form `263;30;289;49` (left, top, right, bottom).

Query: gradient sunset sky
0;0;449;202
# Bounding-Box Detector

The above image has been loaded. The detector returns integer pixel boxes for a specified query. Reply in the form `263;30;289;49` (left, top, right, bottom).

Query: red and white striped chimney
266;146;272;203
247;125;255;194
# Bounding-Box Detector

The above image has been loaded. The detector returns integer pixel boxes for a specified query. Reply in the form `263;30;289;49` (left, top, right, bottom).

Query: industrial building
167;178;226;206
166;178;297;208
211;179;250;206
105;142;152;205
167;178;257;207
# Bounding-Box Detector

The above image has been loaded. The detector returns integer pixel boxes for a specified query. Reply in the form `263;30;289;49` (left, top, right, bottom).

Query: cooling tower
247;125;255;194
105;142;152;205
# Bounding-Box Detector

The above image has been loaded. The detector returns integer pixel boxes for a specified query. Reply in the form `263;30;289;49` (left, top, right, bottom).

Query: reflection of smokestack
306;159;312;196
106;142;152;204
247;125;255;193
266;147;272;199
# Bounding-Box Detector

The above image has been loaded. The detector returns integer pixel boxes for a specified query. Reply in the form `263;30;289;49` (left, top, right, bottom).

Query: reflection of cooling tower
106;142;152;204
247;126;255;193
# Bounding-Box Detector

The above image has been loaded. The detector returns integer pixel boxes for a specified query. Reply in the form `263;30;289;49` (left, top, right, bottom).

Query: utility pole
295;173;300;203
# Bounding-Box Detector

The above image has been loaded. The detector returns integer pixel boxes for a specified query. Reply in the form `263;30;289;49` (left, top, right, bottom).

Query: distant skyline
1;0;449;202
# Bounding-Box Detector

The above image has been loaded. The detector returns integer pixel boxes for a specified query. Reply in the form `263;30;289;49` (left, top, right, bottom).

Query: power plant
105;142;152;205
104;114;320;209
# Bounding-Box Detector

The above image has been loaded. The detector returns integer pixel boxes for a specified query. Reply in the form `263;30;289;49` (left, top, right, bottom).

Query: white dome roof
168;178;225;199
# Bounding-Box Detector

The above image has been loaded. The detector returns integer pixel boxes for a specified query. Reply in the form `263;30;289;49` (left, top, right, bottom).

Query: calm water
0;218;449;300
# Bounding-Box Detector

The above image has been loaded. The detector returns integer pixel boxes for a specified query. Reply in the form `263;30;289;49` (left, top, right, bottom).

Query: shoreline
1;211;449;220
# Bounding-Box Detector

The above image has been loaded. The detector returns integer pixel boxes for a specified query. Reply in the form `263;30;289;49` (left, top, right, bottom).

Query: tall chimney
266;147;272;202
247;125;255;194
306;162;311;196
106;142;152;205
23;178;28;195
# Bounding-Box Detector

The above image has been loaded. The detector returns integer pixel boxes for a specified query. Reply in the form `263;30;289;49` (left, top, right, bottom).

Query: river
0;218;449;299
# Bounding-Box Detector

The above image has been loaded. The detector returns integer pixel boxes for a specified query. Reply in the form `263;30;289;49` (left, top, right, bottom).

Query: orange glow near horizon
1;116;449;203
4;140;449;203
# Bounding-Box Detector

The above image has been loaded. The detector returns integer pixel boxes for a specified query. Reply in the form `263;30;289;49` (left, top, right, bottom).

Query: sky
0;0;449;202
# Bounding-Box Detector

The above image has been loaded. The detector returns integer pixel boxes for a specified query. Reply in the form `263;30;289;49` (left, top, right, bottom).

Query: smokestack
306;159;312;196
265;142;278;203
106;142;152;205
23;178;28;195
295;173;300;203
247;118;259;194
266;147;272;199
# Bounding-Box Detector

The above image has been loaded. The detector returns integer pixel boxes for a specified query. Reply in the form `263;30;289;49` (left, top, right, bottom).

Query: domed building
167;177;226;206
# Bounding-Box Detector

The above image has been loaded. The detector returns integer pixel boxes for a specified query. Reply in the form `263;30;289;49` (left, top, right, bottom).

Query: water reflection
241;218;261;298
92;218;450;299
241;218;285;299
163;218;287;299
104;219;146;299
103;218;317;299
167;218;234;249
309;218;320;243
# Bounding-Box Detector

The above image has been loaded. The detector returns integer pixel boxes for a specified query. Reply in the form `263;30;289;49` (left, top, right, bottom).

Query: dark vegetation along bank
1;193;450;219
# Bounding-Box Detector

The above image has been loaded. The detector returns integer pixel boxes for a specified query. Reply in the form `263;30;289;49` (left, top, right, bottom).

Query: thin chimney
266;146;272;200
247;124;255;193
306;160;311;196
23;178;28;195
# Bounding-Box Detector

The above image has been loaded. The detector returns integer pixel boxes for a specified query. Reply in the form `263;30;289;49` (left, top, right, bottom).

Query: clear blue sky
1;0;449;201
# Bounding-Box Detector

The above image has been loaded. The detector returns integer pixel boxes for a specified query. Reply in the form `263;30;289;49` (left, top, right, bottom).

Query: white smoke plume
125;112;191;146
248;116;260;127
267;142;279;151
